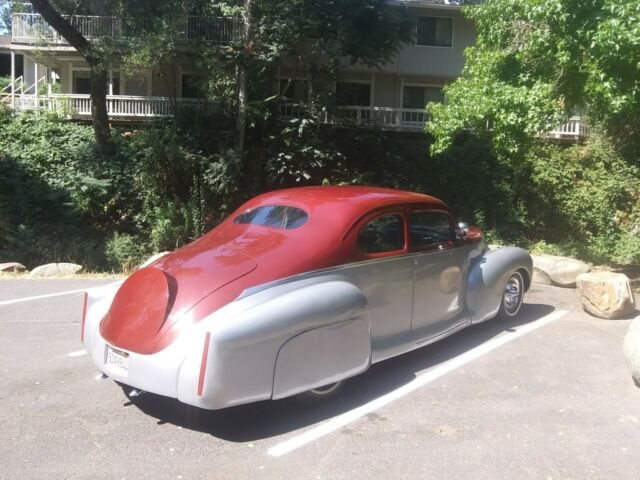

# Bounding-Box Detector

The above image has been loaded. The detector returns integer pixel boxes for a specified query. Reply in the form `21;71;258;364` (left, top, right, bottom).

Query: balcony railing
281;103;588;138
11;13;240;44
545;117;588;139
3;93;216;118
281;104;429;131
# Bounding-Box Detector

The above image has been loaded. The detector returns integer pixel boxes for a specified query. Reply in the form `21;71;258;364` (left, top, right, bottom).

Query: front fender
466;247;532;323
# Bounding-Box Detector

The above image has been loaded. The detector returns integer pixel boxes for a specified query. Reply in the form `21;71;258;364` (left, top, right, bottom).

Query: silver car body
83;241;532;410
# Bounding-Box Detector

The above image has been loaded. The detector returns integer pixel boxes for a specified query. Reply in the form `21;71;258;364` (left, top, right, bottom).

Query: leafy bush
1;107;637;271
526;137;640;264
104;232;150;273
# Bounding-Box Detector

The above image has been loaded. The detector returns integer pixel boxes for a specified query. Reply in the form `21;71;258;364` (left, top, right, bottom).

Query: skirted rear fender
179;278;371;409
466;247;532;323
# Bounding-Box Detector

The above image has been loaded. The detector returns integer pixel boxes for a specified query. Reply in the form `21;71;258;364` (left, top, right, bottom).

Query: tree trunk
234;0;253;158
90;67;111;149
30;0;111;149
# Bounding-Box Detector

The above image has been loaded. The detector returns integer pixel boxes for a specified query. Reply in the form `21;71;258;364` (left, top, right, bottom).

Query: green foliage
428;0;640;158
0;111;248;272
104;232;149;273
526;137;640;263
0;76;10;91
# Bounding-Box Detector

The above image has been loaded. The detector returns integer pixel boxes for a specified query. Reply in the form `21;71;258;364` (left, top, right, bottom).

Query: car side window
409;211;454;248
358;214;405;254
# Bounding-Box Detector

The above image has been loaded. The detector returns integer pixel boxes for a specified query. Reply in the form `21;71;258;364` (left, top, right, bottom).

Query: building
0;1;585;138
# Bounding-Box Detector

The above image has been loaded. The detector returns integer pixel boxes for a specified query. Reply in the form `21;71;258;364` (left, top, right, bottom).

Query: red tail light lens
81;292;88;341
197;332;211;397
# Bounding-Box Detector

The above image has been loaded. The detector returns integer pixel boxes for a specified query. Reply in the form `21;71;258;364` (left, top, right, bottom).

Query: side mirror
455;222;468;241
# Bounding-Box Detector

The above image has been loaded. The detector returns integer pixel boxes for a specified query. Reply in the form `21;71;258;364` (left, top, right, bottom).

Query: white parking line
0;289;88;307
67;350;87;358
267;309;568;457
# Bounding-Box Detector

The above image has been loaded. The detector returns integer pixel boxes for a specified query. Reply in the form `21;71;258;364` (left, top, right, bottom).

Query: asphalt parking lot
1;278;639;479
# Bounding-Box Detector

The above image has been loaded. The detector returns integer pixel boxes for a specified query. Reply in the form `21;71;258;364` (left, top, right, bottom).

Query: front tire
497;271;524;320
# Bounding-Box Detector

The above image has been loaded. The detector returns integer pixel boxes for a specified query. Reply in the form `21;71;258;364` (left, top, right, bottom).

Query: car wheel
296;381;344;404
497;271;524;320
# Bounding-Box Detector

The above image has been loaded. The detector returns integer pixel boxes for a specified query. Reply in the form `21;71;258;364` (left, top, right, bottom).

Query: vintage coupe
82;186;532;409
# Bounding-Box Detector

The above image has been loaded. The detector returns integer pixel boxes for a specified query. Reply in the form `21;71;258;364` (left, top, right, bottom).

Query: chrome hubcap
310;382;341;396
503;274;522;315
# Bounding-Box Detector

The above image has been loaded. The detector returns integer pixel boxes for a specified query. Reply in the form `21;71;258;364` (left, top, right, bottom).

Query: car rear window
233;205;308;229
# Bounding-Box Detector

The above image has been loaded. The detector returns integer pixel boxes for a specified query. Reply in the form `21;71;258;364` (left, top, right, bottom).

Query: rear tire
296;381;344;404
497;271;524;320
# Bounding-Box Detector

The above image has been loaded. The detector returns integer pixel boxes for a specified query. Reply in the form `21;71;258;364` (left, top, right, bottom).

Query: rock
0;262;27;273
623;316;640;387
139;251;170;269
29;263;83;277
532;268;553;286
576;271;636;319
531;254;590;287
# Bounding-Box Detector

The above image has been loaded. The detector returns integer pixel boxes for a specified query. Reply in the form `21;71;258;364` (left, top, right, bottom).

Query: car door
409;209;470;340
340;209;415;361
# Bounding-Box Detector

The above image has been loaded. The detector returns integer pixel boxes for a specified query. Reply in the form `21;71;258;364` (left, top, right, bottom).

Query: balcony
11;13;240;45
281;103;588;139
1;92;216;119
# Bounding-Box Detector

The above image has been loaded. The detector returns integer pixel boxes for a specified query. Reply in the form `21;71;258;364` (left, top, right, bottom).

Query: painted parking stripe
267;309;568;457
0;289;88;306
67;350;87;358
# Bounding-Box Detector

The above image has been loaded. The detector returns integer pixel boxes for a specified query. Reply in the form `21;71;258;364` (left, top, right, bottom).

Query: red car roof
237;185;449;230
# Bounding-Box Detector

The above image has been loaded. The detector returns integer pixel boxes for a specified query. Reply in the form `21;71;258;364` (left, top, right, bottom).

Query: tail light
197;332;211;396
81;292;88;341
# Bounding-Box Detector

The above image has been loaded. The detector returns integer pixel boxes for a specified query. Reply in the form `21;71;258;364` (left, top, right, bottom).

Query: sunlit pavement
1;278;638;479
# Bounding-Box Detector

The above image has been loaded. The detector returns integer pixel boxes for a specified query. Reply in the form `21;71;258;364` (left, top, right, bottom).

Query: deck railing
545;117;588;139
281;104;429;131
1;94;586;136
11;13;240;44
281;103;588;138
3;93;216;118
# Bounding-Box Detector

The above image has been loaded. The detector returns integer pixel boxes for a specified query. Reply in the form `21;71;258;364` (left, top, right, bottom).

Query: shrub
105;232;150;273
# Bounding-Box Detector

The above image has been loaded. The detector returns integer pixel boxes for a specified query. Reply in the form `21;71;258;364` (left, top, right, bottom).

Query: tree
202;0;414;159
28;0;192;150
30;0;114;149
427;0;640;158
0;0;12;35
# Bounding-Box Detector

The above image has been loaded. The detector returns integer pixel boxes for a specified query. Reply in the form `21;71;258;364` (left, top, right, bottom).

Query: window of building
182;74;206;99
416;17;453;47
358;214;405;254
402;85;444;109
73;71;120;95
335;82;371;106
279;79;309;104
72;71;91;94
409;211;454;248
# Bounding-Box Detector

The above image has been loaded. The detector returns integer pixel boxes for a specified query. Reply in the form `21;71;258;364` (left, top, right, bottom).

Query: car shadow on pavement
126;302;555;442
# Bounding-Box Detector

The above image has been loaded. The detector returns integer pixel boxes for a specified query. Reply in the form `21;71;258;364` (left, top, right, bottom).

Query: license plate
105;345;129;377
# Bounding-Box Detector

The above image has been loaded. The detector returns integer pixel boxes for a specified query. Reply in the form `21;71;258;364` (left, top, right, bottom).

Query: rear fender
466;247;532;323
179;279;370;409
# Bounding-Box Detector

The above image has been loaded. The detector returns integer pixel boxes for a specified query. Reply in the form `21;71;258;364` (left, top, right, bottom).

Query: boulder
576;271;636;319
0;262;27;273
139;251;170;269
531;254;590;287
623;316;640;387
29;263;83;278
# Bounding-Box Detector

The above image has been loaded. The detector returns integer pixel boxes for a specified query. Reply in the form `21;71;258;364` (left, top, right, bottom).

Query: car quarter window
358;214;405;254
409;211;454;248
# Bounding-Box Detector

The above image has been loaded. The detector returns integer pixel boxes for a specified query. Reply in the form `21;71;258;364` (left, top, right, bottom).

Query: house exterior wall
343;7;475;79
